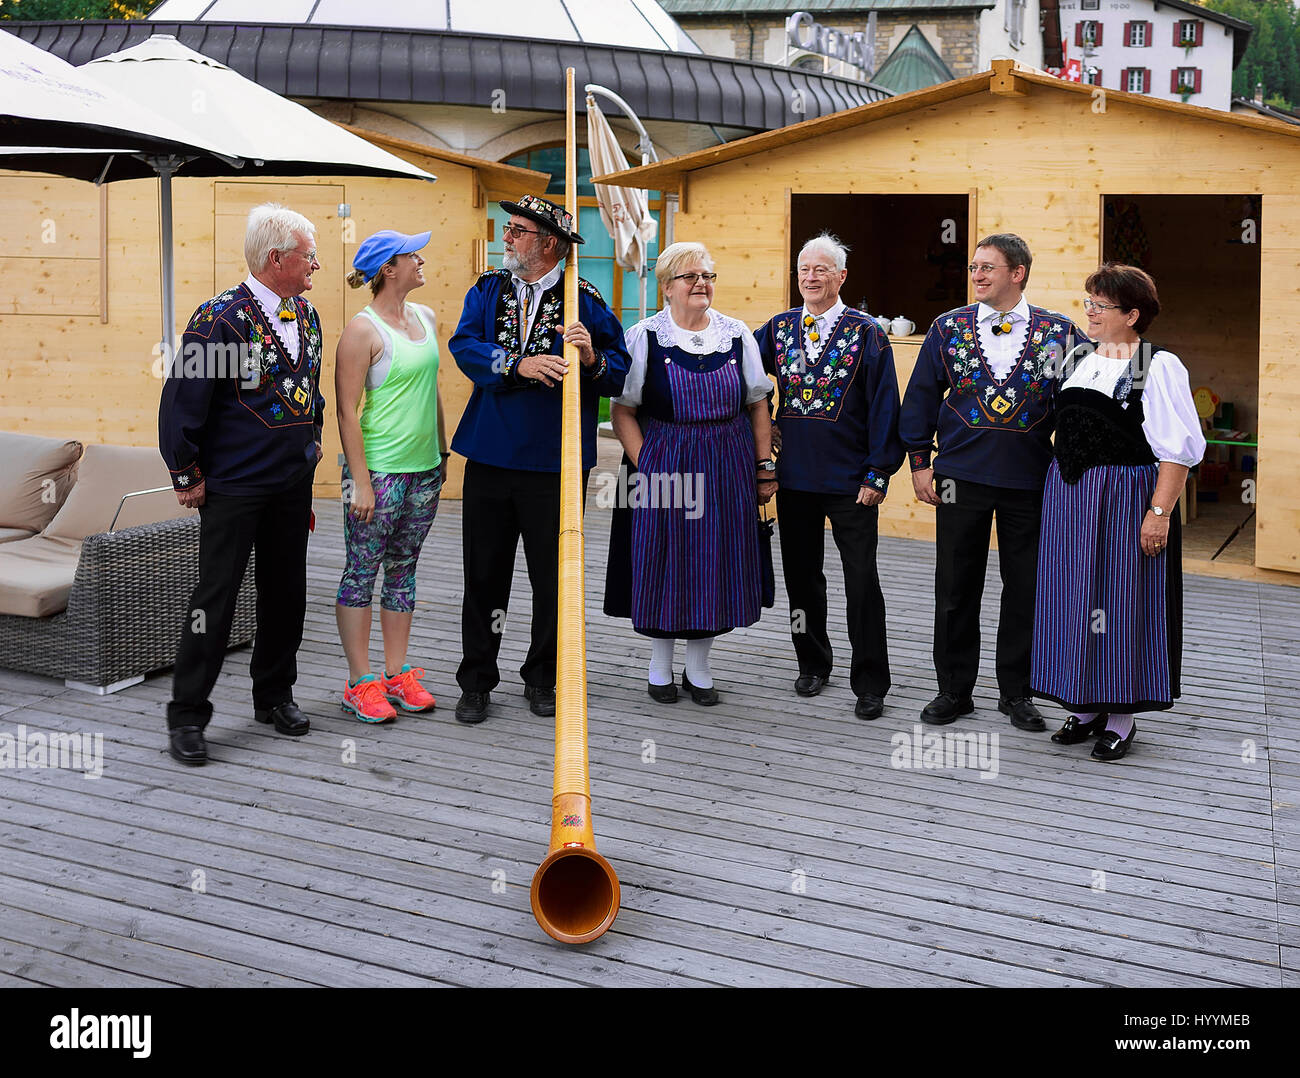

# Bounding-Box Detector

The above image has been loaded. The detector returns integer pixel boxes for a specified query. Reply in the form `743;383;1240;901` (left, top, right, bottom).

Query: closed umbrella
585;92;657;320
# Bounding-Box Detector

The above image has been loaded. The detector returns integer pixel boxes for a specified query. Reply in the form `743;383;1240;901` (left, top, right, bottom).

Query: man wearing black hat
449;194;630;723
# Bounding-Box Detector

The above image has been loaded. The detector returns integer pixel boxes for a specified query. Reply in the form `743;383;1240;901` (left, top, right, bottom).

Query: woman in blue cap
335;229;447;722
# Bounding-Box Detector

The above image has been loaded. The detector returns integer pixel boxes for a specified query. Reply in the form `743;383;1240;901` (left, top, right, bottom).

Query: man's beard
503;248;532;275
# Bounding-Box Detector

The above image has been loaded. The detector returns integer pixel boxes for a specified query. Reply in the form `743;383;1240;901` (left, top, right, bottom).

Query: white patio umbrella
77;35;436;360
585;91;658;320
0;27;236;157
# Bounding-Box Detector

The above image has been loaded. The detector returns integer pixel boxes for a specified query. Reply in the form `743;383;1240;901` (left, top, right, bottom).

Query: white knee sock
648;638;676;686
1104;712;1135;738
684;638;714;688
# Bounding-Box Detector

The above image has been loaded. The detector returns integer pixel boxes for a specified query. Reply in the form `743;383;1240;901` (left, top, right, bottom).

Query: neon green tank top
358;304;441;473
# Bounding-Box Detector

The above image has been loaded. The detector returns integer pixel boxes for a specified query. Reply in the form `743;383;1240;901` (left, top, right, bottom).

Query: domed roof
148;0;702;53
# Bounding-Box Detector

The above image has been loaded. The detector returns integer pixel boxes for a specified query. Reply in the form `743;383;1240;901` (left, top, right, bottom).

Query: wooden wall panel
1256;193;1300;573
0;175;102;316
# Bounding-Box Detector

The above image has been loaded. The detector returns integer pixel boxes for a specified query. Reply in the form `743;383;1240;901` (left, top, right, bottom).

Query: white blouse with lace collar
614;308;770;409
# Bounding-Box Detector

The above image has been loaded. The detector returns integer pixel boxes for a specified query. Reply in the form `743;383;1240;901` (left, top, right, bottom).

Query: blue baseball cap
352;229;432;283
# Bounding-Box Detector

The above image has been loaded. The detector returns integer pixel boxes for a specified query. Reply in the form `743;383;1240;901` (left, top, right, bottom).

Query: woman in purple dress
605;242;775;704
1031;264;1205;761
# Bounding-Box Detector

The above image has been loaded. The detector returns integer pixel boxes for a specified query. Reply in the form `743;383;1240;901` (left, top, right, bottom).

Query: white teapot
889;316;916;337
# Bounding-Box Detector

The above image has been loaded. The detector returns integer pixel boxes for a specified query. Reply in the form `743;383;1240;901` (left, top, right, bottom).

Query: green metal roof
869;24;955;95
661;0;993;14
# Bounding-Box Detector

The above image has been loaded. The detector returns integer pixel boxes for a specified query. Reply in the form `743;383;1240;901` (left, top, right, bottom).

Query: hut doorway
788;193;970;329
1101;194;1262;567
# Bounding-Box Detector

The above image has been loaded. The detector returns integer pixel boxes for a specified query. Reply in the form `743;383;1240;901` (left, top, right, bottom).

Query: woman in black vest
1030;264;1205;761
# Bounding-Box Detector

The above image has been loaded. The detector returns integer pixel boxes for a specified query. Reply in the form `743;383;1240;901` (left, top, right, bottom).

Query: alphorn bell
529;67;621;945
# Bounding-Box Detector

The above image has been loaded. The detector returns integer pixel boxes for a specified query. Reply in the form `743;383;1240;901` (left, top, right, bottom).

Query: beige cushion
0;534;82;617
0;432;83;533
44;444;194;540
0;527;35;544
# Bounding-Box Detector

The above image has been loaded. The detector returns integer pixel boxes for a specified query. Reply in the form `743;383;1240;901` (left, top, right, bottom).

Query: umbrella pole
150;156;180;377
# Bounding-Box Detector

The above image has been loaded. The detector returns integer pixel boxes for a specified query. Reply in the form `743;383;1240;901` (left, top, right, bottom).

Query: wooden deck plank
1;472;1296;987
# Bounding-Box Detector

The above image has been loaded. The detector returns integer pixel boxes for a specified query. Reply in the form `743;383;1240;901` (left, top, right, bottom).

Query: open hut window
788;194;970;332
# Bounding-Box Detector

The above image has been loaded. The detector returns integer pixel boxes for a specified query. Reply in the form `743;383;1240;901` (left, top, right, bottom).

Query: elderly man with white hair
756;232;903;719
159;202;325;765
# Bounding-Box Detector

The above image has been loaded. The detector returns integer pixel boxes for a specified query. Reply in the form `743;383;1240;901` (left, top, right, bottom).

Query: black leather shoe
795;673;829;697
523;685;556;717
999;696;1046;732
1052;713;1108;745
455;691;490;724
168;725;207;765
855;693;884;720
254;701;310;736
681;672;719;706
921;692;974;725
1092;721;1136;761
647;681;678;704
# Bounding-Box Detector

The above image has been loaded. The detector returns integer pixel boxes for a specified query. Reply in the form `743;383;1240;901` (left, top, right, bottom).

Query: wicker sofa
0;433;255;693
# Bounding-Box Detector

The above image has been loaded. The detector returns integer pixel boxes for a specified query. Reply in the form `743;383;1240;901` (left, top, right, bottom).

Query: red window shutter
1143;68;1151;94
1095;22;1103;46
1173;22;1181;47
1196;21;1204;46
1076;23;1084;46
1171;69;1180;93
1124;21;1131;45
1145;22;1154;46
1194;69;1202;93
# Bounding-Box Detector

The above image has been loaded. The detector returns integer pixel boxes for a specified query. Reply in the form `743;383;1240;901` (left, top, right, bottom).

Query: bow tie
277;298;296;323
990;312;1014;335
803;313;820;343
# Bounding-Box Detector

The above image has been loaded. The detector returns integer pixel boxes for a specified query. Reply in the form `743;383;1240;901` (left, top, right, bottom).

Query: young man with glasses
755;232;903;720
448;194;630;724
900;233;1086;732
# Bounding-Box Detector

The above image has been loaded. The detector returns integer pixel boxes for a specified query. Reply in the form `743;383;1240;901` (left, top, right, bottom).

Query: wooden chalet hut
596;60;1300;580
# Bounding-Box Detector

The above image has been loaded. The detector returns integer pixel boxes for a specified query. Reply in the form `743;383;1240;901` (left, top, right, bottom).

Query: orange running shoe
384;664;436;712
342;674;397;723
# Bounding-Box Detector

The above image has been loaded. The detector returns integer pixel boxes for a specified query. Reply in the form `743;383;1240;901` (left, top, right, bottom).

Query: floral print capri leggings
337;465;442;612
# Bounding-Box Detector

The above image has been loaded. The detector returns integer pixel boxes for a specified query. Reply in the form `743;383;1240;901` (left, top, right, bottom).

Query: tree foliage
0;0;158;19
1203;0;1300;108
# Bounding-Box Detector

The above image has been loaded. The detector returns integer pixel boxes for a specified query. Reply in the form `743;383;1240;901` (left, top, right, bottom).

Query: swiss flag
1065;59;1083;83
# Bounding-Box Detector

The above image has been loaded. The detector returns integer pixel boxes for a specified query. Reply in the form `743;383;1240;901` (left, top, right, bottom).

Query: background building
662;0;1045;91
1055;0;1252;109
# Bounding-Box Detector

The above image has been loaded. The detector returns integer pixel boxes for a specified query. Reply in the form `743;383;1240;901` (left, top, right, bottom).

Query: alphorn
529;67;621;945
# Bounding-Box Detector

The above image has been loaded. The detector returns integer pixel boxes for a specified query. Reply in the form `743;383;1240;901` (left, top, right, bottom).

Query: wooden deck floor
2;452;1298;987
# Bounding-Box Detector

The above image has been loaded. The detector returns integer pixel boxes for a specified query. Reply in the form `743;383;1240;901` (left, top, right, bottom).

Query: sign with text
786;11;876;75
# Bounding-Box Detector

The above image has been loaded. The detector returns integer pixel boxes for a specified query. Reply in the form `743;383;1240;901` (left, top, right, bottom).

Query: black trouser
457;460;587;694
776;488;891;699
932;475;1042;701
167;474;313;730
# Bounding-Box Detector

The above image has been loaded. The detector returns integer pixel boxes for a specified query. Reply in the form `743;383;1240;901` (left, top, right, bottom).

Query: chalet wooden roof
594;60;1300;193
